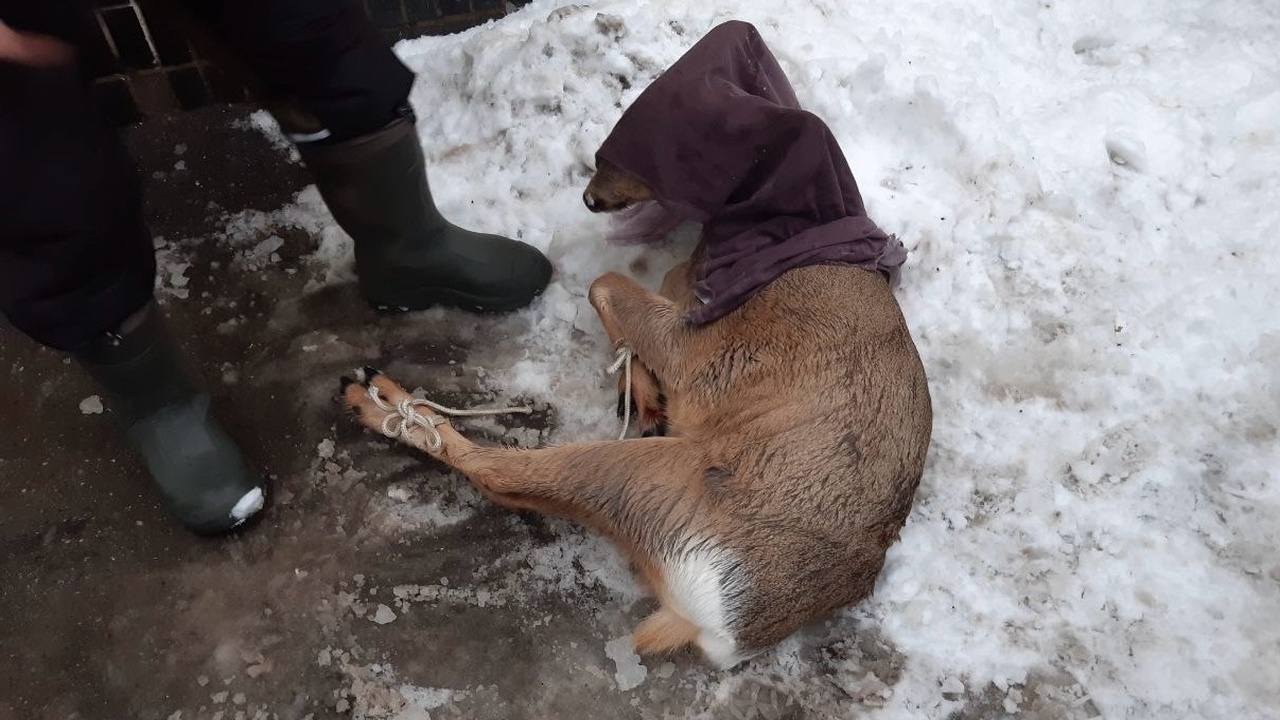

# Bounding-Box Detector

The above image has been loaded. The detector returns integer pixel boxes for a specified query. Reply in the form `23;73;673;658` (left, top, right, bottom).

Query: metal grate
88;0;529;125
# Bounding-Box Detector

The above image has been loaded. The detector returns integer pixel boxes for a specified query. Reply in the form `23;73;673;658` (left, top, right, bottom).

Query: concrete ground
0;106;1083;720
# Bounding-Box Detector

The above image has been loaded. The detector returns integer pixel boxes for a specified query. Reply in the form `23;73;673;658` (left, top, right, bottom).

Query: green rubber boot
75;303;266;535
297;116;553;312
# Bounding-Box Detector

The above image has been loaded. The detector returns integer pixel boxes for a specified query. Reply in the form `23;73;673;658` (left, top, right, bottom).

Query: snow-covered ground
245;0;1279;717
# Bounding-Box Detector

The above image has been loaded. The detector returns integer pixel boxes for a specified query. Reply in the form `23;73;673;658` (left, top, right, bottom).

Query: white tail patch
661;540;748;669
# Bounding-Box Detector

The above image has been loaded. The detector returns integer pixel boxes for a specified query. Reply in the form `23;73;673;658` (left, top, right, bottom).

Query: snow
397;685;465;710
604;635;648;691
229;487;264;522
371;604;398;625
79;395;104;415
238;0;1277;717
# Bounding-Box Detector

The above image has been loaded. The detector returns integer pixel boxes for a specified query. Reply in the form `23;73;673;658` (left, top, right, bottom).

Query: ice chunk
604;636;646;691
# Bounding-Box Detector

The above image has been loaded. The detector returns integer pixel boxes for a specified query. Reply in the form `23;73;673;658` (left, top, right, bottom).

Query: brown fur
583;158;657;212
342;164;932;667
633;609;701;655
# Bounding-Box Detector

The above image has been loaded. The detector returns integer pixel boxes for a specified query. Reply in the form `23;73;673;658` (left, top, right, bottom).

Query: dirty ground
0;106;932;720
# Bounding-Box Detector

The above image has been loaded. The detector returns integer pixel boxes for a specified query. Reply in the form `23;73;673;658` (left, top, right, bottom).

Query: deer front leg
615;360;666;437
589;271;710;421
603;258;702;436
591;272;671;436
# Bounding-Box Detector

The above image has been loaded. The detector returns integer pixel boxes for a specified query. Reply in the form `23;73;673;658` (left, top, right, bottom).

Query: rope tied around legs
608;342;634;441
366;385;531;453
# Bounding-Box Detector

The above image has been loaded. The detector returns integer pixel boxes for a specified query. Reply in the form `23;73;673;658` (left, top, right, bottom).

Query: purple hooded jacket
596;20;907;324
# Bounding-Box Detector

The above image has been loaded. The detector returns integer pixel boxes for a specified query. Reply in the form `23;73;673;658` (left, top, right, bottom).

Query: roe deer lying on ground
341;20;932;668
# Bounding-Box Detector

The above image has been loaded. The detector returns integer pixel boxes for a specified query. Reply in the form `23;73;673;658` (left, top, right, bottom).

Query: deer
340;20;932;669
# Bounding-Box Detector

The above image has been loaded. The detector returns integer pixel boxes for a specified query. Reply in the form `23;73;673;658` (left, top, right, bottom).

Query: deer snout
583;159;655;213
583;186;637;213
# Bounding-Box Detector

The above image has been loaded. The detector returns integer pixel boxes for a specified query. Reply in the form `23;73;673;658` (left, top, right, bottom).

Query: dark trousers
0;0;413;351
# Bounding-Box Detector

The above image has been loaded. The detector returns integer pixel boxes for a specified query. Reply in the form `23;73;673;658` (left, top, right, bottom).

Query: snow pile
244;0;1277;716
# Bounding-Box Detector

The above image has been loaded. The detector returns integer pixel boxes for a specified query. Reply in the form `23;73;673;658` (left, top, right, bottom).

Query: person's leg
179;0;553;312
0;8;266;534
0;5;154;348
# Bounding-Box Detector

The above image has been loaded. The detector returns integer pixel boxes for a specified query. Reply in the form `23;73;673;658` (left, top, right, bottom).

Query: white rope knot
366;385;531;453
608;342;634;441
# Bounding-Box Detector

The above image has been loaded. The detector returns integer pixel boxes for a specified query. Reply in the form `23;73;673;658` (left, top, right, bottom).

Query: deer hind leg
341;368;743;664
340;366;704;530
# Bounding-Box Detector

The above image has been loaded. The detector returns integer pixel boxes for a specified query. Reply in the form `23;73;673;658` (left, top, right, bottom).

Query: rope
366;385;531;453
607;343;634;441
367;343;633;450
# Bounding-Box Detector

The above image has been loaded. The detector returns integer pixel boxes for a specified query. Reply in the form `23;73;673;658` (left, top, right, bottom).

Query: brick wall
88;0;531;125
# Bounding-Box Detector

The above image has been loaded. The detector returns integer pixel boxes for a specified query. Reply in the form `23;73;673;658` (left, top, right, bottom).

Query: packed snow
233;0;1279;717
78;394;104;415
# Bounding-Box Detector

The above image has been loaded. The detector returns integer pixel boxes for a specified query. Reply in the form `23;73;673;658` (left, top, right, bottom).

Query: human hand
0;20;76;67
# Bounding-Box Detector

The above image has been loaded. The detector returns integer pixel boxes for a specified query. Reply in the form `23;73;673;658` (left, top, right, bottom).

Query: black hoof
641;421;668;439
616;392;638;419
